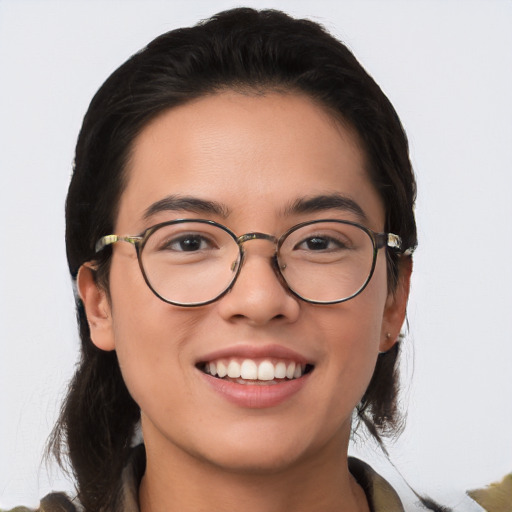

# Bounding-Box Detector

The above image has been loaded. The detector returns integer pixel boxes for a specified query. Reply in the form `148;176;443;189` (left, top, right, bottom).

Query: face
80;91;409;474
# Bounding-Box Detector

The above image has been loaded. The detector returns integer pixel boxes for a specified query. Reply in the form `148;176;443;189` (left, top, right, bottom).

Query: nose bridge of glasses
235;232;280;271
233;232;286;291
237;232;278;248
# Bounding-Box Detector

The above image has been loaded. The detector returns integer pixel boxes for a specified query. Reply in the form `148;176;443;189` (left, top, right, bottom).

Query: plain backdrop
1;1;511;510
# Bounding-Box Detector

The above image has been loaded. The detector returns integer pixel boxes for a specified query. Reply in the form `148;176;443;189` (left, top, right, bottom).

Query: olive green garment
3;445;405;512
468;473;512;512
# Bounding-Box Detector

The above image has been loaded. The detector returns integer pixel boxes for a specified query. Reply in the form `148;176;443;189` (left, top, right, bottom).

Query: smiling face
80;91;409;476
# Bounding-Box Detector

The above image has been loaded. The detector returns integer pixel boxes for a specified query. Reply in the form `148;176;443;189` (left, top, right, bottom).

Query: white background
1;1;511;510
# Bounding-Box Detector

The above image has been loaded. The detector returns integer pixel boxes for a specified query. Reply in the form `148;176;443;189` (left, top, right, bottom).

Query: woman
40;7;431;512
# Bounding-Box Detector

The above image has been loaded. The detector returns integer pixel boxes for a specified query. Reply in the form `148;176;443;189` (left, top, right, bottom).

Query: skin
79;91;411;512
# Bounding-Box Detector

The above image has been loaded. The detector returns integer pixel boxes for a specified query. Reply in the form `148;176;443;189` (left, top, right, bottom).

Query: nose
217;238;300;326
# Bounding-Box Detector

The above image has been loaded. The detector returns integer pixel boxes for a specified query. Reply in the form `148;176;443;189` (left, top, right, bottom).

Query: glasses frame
95;218;405;307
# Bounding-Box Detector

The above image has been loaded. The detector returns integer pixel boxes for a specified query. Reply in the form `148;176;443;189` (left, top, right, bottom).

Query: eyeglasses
95;219;405;307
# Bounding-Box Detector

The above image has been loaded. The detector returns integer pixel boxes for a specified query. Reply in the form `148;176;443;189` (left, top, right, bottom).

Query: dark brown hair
51;8;419;511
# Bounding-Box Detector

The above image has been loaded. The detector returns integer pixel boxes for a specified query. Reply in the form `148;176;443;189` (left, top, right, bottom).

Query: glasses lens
140;222;240;305
278;221;376;303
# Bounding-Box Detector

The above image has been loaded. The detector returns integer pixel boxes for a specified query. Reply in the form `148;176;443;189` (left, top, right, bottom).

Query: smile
196;345;315;407
198;358;314;384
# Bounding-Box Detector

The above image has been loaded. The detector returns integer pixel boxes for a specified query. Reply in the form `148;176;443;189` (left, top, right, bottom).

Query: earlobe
379;256;413;353
77;264;116;351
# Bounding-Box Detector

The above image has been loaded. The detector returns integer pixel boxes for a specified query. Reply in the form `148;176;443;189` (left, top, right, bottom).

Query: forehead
117;91;384;231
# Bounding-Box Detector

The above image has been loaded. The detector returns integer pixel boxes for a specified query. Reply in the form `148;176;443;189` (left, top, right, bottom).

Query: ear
379;256;413;353
77;264;116;351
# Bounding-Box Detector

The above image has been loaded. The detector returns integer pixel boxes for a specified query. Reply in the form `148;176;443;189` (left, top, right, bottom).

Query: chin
202;445;311;476
184;423;340;476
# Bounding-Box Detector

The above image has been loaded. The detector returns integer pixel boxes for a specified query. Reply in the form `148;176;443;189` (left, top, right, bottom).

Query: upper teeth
206;359;305;380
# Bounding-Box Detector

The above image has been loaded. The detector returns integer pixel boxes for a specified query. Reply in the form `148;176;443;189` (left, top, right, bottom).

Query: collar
116;445;404;512
348;457;404;512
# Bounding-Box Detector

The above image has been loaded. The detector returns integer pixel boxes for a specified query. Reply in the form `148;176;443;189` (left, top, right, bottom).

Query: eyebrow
284;194;368;223
143;195;231;220
143;193;367;224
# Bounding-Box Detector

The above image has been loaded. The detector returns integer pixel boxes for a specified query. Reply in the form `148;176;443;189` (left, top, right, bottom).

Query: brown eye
163;234;213;252
296;236;347;252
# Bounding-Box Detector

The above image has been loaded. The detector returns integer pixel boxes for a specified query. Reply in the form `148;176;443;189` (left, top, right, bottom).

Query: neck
138;424;369;512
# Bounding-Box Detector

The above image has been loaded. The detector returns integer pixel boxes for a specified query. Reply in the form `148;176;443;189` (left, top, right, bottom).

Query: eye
161;233;216;252
295;235;348;252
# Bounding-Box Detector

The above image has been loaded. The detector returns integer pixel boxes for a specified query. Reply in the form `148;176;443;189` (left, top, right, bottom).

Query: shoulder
4;446;146;512
38;493;78;512
349;457;405;511
0;508;33;512
468;473;512;512
0;492;79;512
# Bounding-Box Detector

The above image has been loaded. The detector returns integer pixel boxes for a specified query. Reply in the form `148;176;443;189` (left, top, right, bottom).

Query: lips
196;345;314;407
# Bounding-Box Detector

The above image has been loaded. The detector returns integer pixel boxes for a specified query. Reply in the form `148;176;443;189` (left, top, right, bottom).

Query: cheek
111;304;206;429
107;256;193;407
317;262;389;397
322;306;380;383
335;260;389;343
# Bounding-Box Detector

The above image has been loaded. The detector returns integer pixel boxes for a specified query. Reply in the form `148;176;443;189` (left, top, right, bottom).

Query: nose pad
232;254;291;299
218;243;300;324
231;244;287;292
270;254;290;289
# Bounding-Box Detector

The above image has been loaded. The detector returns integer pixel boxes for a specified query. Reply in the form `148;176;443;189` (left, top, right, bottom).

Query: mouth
196;358;315;385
